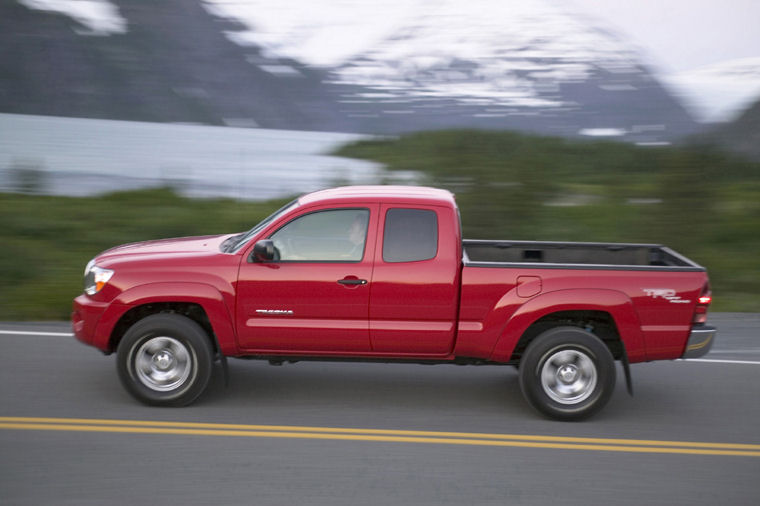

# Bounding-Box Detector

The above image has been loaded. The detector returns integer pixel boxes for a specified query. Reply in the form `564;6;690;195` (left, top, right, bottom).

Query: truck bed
463;240;704;271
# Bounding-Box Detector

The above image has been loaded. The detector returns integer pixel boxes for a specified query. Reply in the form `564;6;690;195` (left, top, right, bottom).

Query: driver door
236;205;378;353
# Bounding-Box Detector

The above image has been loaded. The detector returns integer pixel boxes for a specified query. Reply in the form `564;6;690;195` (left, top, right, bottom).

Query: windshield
223;199;300;253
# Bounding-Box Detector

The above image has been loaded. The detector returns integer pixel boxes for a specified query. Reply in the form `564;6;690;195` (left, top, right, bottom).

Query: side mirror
252;239;275;262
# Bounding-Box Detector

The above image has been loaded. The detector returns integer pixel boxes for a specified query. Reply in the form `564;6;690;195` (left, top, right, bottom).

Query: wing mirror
252;239;276;262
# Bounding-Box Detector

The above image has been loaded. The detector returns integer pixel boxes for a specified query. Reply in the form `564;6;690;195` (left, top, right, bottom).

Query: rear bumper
681;325;717;359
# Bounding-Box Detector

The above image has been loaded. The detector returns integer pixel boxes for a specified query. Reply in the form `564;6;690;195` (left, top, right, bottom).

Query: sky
569;0;760;73
569;0;760;120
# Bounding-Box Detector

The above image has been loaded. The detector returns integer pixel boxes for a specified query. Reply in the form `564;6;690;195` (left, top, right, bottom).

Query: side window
270;209;369;262
383;208;438;263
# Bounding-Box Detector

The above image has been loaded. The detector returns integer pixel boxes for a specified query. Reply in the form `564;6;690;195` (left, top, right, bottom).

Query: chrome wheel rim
134;336;192;392
540;348;597;405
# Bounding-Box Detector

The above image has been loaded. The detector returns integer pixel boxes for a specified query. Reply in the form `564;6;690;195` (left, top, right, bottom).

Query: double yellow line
2;416;759;457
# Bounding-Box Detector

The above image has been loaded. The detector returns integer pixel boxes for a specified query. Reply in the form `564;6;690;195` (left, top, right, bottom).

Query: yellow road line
1;417;758;457
3;416;759;450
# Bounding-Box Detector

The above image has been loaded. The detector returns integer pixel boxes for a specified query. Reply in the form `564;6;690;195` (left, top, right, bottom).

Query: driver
344;213;368;260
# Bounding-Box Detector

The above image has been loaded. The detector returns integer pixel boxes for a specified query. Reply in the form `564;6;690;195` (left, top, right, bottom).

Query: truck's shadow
203;359;532;416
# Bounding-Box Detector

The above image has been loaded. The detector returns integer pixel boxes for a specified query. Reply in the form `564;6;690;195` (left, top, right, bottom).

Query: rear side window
382;208;438;263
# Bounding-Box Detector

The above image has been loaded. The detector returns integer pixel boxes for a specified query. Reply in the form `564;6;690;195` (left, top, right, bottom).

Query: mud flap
218;353;229;387
620;344;634;396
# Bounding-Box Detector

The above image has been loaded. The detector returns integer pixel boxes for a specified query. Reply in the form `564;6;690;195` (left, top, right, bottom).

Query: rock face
2;0;700;141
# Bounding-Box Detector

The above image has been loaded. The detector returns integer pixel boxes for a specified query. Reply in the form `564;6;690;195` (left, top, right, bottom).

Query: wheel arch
489;288;645;363
111;301;214;353
105;282;238;356
511;310;623;363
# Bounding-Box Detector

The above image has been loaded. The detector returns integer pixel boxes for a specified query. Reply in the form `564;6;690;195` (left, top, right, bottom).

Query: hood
96;234;230;264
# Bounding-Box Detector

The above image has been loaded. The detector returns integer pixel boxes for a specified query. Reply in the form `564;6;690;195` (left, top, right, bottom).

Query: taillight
693;286;712;324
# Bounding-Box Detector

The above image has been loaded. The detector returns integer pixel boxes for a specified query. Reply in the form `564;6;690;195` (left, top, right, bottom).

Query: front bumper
71;294;110;351
681;325;717;359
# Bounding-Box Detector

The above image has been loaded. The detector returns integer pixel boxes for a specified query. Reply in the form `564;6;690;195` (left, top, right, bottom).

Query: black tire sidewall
116;314;213;406
519;326;616;421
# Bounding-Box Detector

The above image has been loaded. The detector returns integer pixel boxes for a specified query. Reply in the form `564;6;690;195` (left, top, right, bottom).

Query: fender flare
488;288;646;363
96;282;239;356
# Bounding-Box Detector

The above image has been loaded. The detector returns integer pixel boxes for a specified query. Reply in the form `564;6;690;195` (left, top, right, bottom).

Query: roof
297;185;456;207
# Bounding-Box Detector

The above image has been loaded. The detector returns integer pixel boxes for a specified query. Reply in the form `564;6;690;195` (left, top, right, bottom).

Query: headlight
84;260;114;296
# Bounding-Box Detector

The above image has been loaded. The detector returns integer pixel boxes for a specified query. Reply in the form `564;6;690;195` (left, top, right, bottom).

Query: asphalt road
1;314;759;505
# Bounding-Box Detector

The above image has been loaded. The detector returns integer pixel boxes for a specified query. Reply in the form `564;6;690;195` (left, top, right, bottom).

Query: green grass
336;130;760;312
0;188;289;320
2;129;758;319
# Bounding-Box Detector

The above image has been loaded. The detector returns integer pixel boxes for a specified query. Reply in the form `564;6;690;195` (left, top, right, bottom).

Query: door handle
338;278;368;286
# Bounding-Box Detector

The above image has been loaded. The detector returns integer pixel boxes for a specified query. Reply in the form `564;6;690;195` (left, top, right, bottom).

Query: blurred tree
5;159;49;195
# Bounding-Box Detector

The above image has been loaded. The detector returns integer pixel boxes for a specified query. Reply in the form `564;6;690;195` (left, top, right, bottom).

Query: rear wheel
519;326;616;421
117;314;213;406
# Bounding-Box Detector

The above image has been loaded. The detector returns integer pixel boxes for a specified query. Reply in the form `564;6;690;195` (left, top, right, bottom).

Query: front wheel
519;327;616;421
117;314;213;406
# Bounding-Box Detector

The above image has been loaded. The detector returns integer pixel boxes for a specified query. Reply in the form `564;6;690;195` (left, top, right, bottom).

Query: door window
270;209;369;262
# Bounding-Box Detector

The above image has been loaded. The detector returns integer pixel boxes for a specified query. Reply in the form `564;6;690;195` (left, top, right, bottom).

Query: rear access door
368;204;461;355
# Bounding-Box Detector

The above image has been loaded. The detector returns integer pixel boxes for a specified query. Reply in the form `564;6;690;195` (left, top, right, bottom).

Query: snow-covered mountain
202;0;698;141
18;0;126;35
3;0;715;141
206;0;640;109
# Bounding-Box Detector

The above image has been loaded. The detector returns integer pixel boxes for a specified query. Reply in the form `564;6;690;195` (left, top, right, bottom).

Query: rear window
382;208;438;263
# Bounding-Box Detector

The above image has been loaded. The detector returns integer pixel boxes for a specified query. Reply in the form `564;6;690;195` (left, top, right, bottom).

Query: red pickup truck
72;186;715;420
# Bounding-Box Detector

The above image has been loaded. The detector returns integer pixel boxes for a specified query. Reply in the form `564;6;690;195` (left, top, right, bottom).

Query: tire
117;314;214;406
518;326;616;421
